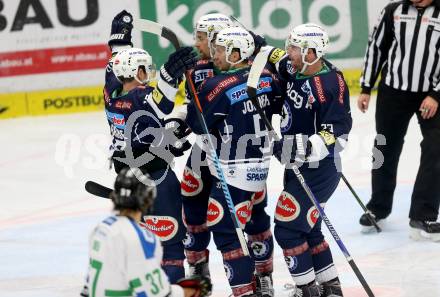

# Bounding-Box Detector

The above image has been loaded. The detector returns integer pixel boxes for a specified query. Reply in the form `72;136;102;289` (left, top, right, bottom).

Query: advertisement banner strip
0;44;110;77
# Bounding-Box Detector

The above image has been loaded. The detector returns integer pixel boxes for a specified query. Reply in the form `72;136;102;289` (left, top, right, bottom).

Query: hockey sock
248;229;274;274
222;248;256;297
282;242;316;286
184;223;211;264
310;240;338;283
162;242;185;283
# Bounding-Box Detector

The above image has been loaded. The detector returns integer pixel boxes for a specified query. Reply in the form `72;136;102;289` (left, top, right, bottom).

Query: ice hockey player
80;167;212;297
103;9;197;284
180;11;232;285
182;14;277;297
264;24;352;297
105;44;197;284
185;26;283;297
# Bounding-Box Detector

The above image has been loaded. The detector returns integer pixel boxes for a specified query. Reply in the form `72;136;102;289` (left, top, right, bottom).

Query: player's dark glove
108;10;133;47
249;30;267;54
177;275;212;297
164;118;192;157
160;47;198;86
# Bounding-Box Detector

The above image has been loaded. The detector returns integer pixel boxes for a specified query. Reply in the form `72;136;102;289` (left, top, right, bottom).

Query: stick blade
85;181;113;199
133;19;162;36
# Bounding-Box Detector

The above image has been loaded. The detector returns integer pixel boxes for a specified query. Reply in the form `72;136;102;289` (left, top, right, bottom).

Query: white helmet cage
215;27;255;65
113;48;154;84
285;23;329;70
195;13;234;58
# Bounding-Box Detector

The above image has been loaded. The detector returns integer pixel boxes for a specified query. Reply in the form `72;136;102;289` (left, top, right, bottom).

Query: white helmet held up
285;23;329;72
195;13;234;58
215;27;255;65
113;48;154;84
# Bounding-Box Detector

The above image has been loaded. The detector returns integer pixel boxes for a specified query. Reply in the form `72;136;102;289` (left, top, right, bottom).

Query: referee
358;0;440;241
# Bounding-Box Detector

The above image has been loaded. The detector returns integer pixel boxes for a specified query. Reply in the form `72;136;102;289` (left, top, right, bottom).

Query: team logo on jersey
235;201;252;228
207;198;224;227
275;191;301;222
141;216;178;241
182;232;195;248
224;262;234;281
280;102;292;133
226;77;272;104
251;187;266;205
181;167;203;197
285;256;298;271
250;241;269;258
194;69;214;83
306;206;321;228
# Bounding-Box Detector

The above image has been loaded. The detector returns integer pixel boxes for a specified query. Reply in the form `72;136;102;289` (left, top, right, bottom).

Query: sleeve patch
318;130;336;146
313;76;326;103
268;48;286;64
152;88;164;104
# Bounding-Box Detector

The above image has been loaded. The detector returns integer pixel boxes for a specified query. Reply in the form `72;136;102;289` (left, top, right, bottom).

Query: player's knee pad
274;224;305;249
248;229;274;274
246;205;271;235
161;241;185;283
183;224;211;251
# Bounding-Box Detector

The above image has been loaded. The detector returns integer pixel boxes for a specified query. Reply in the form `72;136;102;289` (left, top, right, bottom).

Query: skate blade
410;228;440;242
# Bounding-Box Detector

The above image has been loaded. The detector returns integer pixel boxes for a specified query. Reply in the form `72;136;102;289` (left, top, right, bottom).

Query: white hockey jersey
84;215;184;297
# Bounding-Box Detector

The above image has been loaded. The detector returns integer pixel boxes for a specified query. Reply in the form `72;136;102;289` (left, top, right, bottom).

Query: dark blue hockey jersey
186;66;283;191
104;82;177;164
276;58;352;162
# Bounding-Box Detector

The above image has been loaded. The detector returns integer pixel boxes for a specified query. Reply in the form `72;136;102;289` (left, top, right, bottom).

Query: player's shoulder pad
311;70;347;105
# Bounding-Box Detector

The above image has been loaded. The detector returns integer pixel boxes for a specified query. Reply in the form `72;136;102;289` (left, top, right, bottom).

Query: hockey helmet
195;13;234;58
112;48;154;84
285;23;329;69
111;167;156;214
215;27;255;65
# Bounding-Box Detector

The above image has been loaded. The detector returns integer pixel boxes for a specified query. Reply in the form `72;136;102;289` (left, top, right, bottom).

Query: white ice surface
0;96;439;297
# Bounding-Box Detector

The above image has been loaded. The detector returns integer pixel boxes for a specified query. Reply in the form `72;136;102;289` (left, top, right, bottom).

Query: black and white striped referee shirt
361;0;440;101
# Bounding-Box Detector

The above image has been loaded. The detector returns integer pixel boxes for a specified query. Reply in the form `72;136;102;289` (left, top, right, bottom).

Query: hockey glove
249;31;267;55
177;275;212;297
161;47;198;86
164;118;192;157
108;10;133;47
273;134;312;164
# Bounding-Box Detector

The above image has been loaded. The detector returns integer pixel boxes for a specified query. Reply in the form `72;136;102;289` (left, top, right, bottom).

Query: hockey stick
341;174;381;232
134;18;250;256
85;181;112;199
246;51;375;297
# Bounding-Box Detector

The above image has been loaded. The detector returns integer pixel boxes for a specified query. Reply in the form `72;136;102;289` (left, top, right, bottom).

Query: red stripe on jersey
336;73;345;105
313;76;326;103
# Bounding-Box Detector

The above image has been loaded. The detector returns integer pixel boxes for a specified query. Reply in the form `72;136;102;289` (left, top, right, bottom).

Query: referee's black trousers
367;83;440;221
